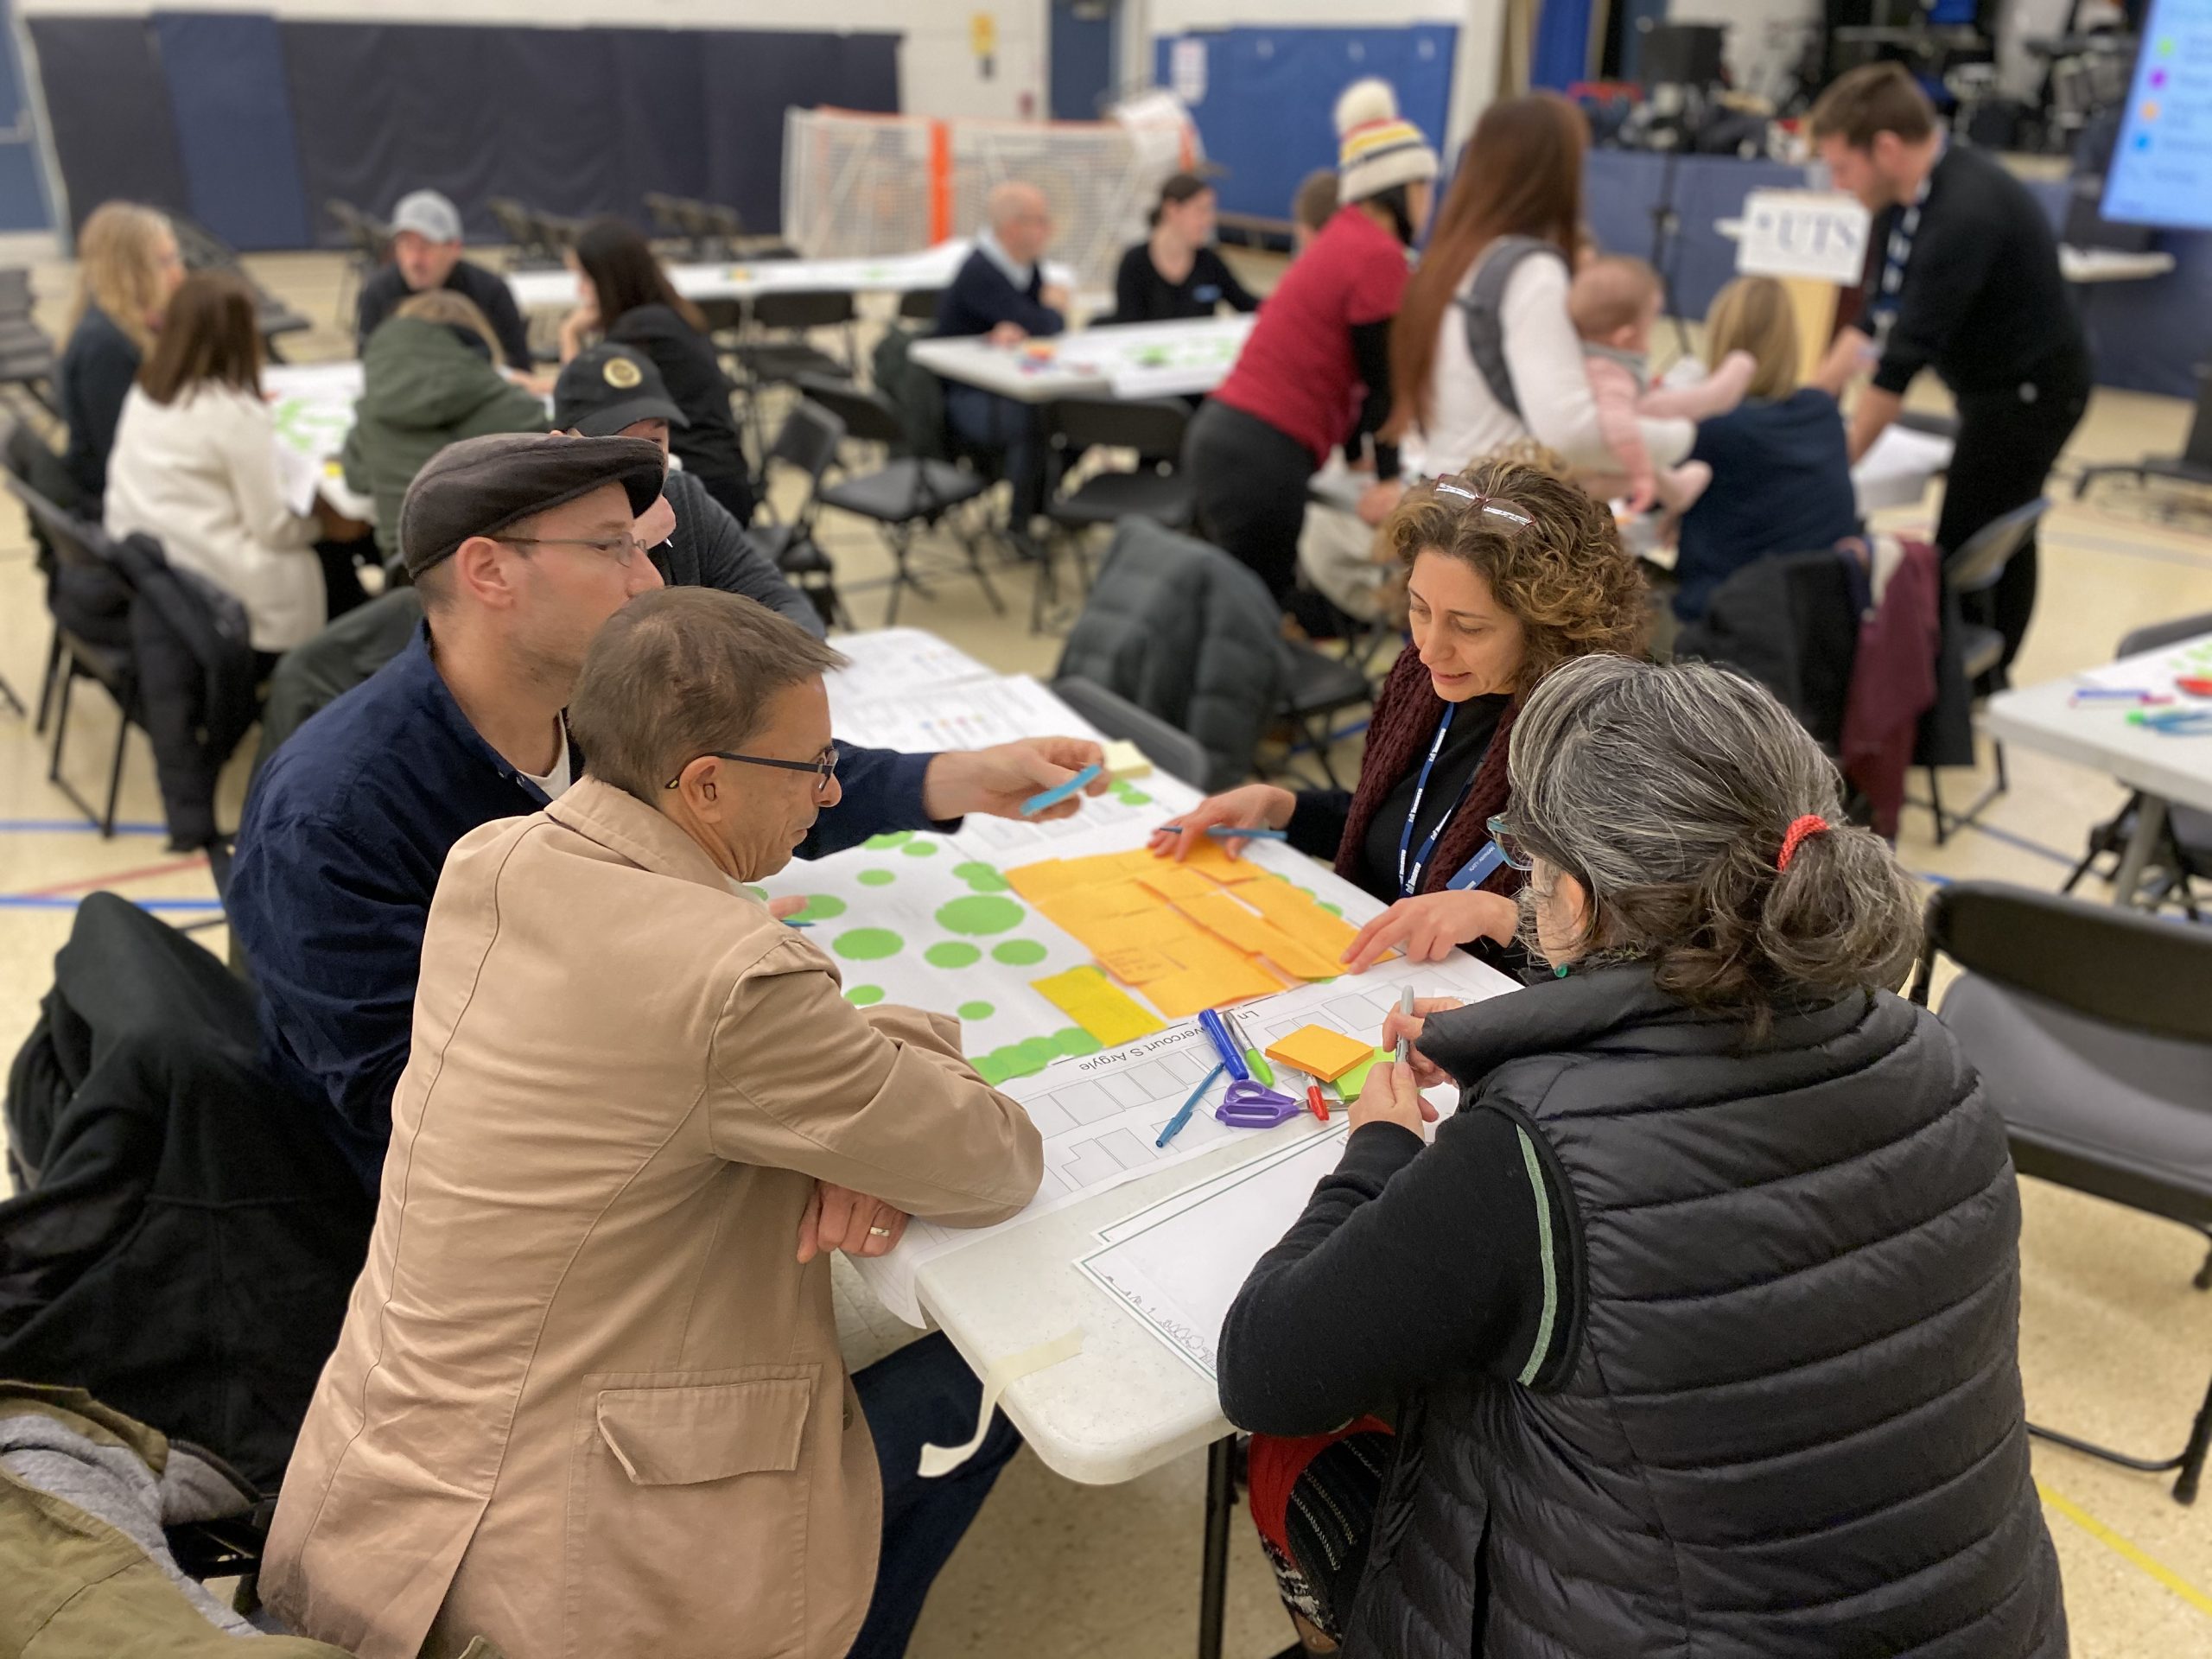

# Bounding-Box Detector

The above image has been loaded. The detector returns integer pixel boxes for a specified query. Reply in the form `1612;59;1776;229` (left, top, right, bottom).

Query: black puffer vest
1341;965;2067;1658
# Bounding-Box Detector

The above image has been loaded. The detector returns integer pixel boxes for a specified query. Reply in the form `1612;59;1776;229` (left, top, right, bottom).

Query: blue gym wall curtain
1154;25;1456;225
24;15;194;232
154;12;310;250
25;13;899;249
1530;0;1596;90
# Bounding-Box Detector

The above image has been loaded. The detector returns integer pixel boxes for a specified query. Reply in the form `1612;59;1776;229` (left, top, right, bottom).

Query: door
1050;0;1118;121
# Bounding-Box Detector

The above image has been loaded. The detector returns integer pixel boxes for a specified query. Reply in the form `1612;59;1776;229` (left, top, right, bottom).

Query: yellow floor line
2038;1480;2212;1620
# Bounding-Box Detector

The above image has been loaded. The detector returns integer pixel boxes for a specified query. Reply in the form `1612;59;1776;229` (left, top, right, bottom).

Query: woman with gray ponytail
1219;656;2065;1659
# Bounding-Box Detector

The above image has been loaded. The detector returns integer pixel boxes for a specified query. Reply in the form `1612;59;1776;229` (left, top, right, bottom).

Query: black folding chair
323;200;391;331
1050;675;1211;790
1035;397;1195;632
488;199;566;270
734;290;857;457
795;372;995;626
898;287;946;323
1922;497;2049;843
1910;880;2212;1503
0;267;60;421
171;218;312;355
5;478;143;834
752;398;850;631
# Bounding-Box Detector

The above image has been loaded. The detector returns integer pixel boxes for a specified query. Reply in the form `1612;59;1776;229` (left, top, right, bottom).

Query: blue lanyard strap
1871;138;1942;337
1397;703;1478;898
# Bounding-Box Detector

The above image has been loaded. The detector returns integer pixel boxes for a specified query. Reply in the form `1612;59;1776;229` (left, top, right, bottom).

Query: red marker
1306;1081;1330;1122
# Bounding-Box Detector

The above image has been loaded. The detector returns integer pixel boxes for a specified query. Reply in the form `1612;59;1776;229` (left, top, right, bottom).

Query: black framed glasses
1487;813;1536;872
499;532;651;568
664;744;839;794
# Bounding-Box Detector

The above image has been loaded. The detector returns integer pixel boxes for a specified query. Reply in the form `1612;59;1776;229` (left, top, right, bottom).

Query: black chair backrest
2185;364;2212;472
764;398;846;488
1912;880;2212;1046
1045;396;1190;465
3;470;102;568
171;217;240;272
0;267;35;318
644;193;687;238
3;414;82;517
1050;675;1212;790
1944;497;2047;594
794;372;906;448
2118;610;2212;659
898;287;945;321
324;200;390;260
753;289;855;332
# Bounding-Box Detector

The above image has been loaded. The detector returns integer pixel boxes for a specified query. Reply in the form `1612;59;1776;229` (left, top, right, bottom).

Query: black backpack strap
1454;236;1568;424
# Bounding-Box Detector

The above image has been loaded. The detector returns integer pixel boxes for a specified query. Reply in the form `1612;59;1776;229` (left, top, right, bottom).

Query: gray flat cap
399;432;665;579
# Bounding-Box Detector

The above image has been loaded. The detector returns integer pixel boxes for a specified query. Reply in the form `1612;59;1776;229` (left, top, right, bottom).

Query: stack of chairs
169;217;312;358
0;269;60;422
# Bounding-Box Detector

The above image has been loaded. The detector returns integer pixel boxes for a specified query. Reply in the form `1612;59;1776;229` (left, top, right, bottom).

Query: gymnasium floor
3;250;2209;1657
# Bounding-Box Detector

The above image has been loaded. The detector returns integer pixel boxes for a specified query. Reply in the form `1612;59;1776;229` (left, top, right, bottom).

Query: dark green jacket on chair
340;317;548;561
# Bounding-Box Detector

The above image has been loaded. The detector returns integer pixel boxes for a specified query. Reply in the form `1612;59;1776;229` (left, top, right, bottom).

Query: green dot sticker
785;894;848;924
957;1001;996;1022
831;928;904;961
991;938;1048;966
937;895;1025;936
856;869;896;887
1053;1027;1102;1058
925;941;982;968
845;984;885;1006
863;831;913;850
746;885;769;902
901;838;940;858
951;861;1010;893
1111;784;1153;806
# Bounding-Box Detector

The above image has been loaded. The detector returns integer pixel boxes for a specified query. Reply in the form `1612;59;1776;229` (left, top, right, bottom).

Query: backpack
869;323;949;462
1454;236;1570;422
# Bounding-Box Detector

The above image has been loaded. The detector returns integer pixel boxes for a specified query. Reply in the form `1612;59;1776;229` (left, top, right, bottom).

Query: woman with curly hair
1217;655;2066;1659
1152;456;1646;970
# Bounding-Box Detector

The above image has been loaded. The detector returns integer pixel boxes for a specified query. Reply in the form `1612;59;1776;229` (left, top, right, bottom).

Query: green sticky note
1333;1048;1391;1102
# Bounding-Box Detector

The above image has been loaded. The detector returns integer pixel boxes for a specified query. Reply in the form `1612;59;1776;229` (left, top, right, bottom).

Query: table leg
2109;795;2171;908
1198;1433;1236;1659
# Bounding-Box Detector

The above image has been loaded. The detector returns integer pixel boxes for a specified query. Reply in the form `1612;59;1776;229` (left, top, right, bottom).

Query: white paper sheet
824;629;998;711
2075;632;2212;695
849;949;1516;1325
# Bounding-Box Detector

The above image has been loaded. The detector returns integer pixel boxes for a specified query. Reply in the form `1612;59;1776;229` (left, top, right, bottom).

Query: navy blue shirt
934;248;1066;341
1673;388;1862;623
227;623;951;1186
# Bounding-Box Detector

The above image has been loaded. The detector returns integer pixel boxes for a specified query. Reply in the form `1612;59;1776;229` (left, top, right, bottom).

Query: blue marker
1157;824;1291;842
1156;1063;1226;1147
1020;763;1102;817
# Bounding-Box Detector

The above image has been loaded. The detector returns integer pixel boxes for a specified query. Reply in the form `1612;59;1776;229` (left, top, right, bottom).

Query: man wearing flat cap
553;341;822;634
264;586;1043;1659
229;431;1105;1189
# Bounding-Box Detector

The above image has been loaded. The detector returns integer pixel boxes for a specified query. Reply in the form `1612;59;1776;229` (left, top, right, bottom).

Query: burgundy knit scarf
1334;643;1525;899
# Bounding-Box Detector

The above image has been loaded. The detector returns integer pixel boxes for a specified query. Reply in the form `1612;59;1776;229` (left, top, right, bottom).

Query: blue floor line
0;894;223;912
1957;817;2081;869
0;818;168;836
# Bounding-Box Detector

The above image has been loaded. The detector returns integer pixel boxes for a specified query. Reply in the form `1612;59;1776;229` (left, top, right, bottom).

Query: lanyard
1870;137;1943;346
1397;704;1478;898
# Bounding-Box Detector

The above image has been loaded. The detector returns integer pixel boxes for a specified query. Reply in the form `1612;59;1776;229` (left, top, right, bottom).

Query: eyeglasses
664;744;840;795
1487;813;1536;871
498;533;652;568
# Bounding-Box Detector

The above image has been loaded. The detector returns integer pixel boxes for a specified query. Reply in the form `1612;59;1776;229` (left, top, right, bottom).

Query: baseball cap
399;432;666;580
553;345;690;438
391;189;463;245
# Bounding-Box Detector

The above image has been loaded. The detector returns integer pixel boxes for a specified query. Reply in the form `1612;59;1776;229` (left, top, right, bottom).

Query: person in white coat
1389;94;1696;485
105;270;366;655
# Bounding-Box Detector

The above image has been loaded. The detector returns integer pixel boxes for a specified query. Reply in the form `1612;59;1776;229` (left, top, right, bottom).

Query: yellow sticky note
1141;956;1282;1019
1238;880;1363;956
1102;739;1152;781
1134;863;1220;901
1031;966;1166;1047
1005;859;1079;901
1263;1025;1378;1084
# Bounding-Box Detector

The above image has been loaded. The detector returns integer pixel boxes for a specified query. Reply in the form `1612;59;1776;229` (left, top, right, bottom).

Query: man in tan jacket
263;588;1046;1659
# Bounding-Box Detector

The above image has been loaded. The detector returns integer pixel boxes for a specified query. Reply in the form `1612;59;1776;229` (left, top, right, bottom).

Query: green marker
1224;1008;1274;1088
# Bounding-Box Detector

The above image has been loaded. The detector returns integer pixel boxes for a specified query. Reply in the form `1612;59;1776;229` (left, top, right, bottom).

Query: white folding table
908;315;1255;404
1981;634;2212;906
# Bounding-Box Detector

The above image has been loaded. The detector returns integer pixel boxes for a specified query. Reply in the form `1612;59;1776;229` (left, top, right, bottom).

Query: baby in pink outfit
1570;255;1757;516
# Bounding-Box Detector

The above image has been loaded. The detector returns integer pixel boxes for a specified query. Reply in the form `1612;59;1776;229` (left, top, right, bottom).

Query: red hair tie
1777;815;1829;872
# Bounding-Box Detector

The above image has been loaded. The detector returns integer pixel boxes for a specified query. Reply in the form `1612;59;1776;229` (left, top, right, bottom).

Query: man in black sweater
935;182;1067;528
1814;64;2090;673
354;190;538;380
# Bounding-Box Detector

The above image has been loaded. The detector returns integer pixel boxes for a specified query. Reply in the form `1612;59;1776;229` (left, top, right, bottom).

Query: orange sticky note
1262;1025;1378;1083
1238;880;1363;956
1096;944;1179;984
1134;863;1222;901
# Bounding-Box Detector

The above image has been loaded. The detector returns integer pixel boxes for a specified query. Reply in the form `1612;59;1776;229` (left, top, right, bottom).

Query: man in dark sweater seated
353;190;539;382
936;182;1068;529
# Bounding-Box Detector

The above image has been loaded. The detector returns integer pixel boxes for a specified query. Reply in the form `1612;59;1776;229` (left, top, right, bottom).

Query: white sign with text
1737;189;1872;283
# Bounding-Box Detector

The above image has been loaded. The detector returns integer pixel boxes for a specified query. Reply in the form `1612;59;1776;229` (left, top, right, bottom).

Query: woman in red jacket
1181;79;1438;632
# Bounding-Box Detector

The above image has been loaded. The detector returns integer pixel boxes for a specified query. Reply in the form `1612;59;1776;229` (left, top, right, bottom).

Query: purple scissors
1198;1009;1302;1128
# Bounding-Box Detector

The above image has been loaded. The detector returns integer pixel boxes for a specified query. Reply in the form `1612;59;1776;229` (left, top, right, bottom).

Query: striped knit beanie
1334;78;1439;204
